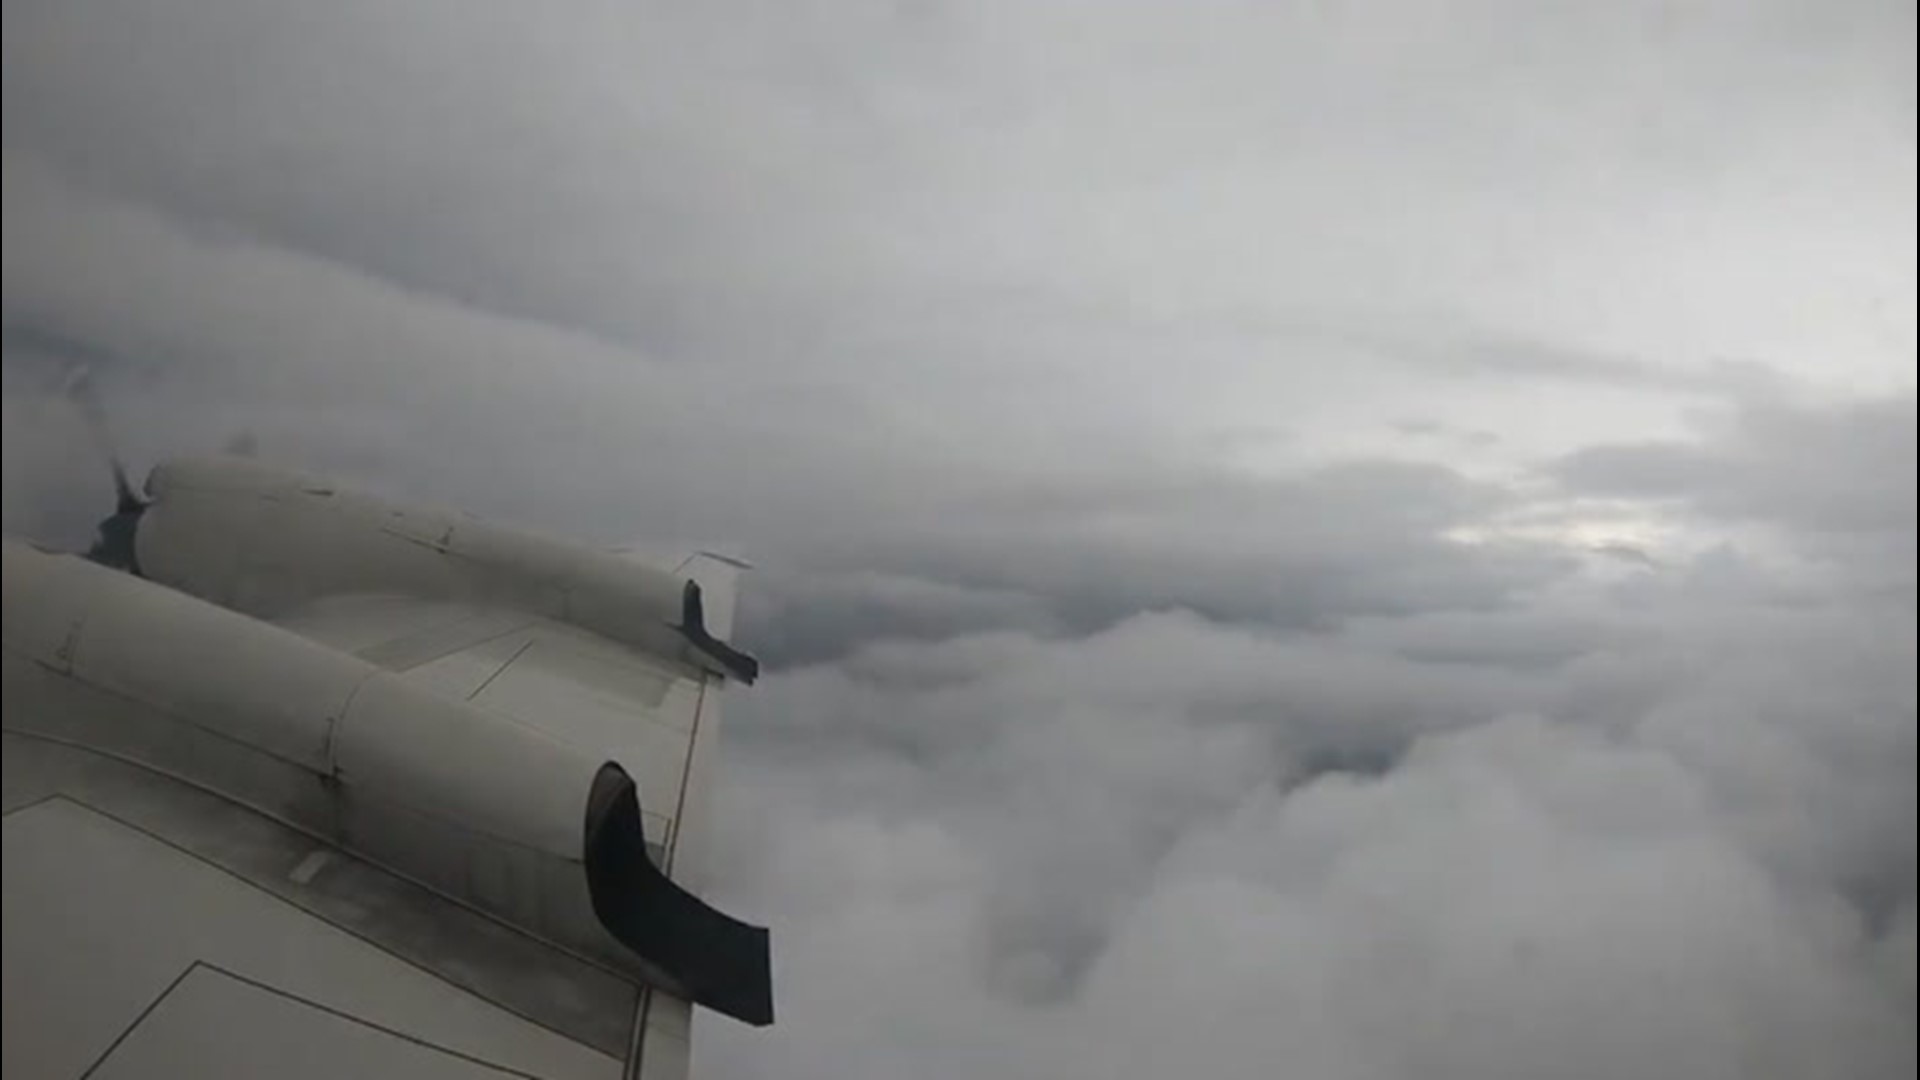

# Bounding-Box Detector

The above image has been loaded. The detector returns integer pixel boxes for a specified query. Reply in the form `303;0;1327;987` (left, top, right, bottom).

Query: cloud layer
3;2;1913;1078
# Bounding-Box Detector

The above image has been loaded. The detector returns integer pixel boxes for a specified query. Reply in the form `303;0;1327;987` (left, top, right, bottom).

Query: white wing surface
2;457;771;1080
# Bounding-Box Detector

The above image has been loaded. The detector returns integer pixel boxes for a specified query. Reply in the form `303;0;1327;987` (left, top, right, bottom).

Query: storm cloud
4;2;1913;1078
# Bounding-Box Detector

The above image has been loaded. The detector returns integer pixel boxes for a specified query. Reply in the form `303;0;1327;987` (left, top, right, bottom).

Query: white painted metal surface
4;796;620;1080
2;733;643;1059
3;540;619;961
272;590;726;869
2;457;770;1078
3;537;363;772
134;458;727;678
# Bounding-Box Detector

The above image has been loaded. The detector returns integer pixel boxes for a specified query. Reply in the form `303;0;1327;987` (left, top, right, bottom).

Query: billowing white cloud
709;548;1913;1080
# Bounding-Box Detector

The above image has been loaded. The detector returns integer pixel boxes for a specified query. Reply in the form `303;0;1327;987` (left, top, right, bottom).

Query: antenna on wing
62;366;148;570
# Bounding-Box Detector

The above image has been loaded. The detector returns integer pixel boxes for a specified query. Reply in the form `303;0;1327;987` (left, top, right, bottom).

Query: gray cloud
1555;398;1918;538
3;2;1913;1078
710;568;1914;1080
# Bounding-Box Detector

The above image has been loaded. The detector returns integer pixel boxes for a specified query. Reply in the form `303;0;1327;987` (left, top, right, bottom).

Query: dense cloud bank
5;1;1913;1077
706;479;1914;1080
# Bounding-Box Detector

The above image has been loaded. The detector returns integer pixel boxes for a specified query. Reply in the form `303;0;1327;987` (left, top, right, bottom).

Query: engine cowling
127;457;755;683
1;539;772;1026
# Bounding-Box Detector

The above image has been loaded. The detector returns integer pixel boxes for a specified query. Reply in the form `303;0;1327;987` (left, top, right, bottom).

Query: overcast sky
3;2;1914;1078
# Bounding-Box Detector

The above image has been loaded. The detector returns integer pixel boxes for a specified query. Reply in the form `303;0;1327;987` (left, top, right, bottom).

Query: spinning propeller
62;366;147;572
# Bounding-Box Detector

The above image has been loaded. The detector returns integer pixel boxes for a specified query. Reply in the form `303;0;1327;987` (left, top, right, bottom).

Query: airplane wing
2;458;772;1080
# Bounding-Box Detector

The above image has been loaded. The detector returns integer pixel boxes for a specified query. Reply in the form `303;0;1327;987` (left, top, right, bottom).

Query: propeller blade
61;366;147;570
61;366;141;513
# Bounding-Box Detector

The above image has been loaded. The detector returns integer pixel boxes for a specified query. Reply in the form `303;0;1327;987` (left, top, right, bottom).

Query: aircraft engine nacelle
122;457;755;684
0;540;772;1026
